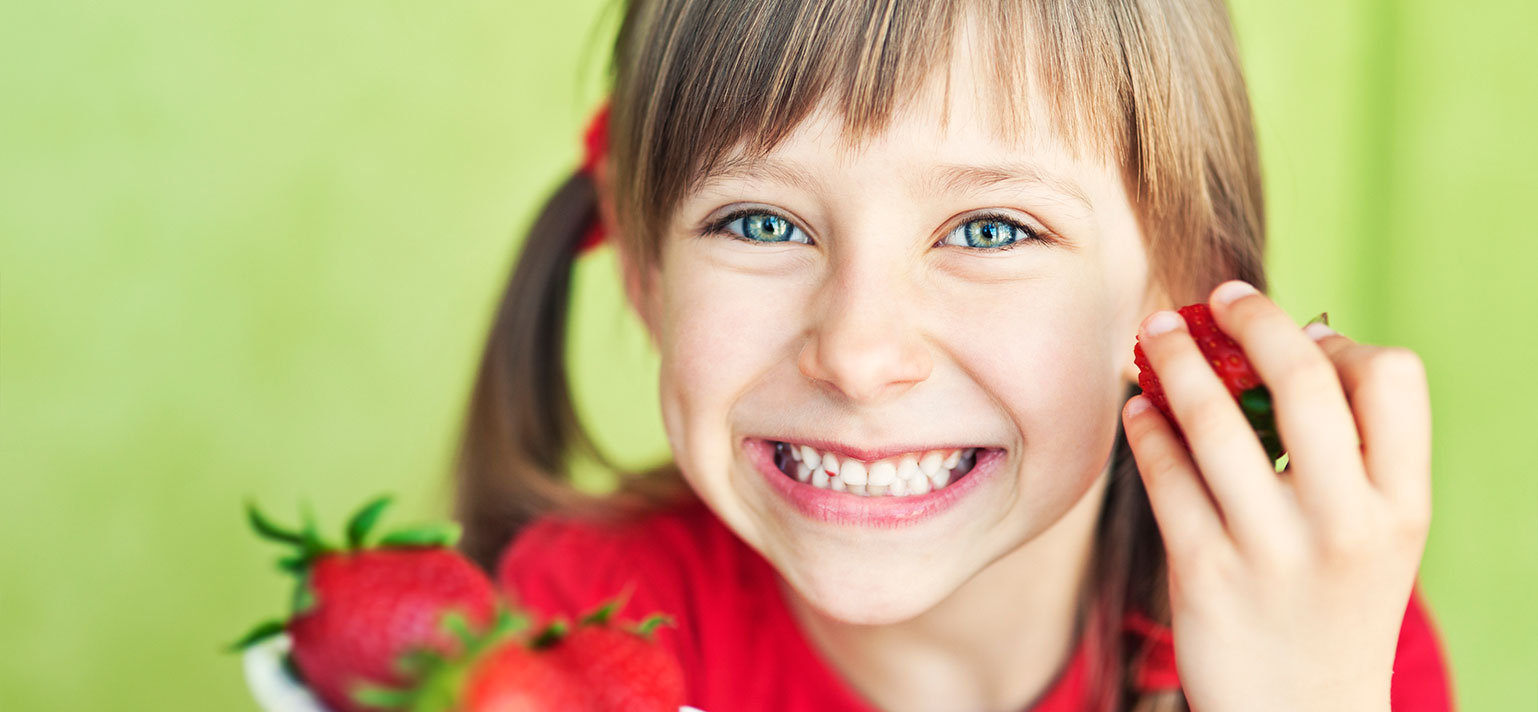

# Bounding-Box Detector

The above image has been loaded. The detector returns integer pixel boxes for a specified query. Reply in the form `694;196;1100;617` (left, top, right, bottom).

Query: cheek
935;268;1126;483
654;258;801;457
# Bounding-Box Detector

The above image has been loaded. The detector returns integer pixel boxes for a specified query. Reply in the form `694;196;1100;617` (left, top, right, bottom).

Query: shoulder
497;497;784;707
1392;586;1455;711
496;496;749;621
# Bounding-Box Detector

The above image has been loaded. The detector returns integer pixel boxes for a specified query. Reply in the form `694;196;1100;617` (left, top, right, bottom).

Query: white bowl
242;634;329;712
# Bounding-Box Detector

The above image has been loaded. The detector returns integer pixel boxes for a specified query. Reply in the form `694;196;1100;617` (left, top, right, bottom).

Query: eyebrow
930;162;1093;211
693;156;1093;212
693;154;828;195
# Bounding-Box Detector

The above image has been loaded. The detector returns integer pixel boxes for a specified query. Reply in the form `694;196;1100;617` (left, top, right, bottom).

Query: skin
605;35;1431;712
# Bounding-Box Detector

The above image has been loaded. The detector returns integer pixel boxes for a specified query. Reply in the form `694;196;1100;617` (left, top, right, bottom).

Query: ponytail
453;167;690;570
453;171;602;569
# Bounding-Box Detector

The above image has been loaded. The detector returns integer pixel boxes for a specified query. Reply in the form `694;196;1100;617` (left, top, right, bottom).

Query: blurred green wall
1;0;1532;709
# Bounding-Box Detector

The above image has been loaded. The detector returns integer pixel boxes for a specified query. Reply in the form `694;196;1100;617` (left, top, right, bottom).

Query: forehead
688;37;1116;212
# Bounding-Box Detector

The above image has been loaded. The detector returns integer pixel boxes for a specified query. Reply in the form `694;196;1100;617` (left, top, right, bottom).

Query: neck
780;468;1110;712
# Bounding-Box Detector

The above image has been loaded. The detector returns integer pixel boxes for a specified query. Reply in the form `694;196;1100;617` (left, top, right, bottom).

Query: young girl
455;1;1451;710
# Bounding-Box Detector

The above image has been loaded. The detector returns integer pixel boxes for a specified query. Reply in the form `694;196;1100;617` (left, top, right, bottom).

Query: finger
1137;309;1294;548
1122;395;1231;561
1208;282;1372;523
1306;325;1432;520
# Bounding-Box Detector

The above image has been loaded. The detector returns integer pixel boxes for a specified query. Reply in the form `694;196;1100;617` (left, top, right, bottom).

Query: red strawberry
459;636;590;711
1132;303;1285;462
234;496;498;712
543;603;686;712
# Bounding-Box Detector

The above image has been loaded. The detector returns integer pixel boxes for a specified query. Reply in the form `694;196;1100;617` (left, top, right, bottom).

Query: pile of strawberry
234;497;685;712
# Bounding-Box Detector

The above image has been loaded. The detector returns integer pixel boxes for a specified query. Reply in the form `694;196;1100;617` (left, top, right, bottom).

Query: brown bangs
610;0;1264;303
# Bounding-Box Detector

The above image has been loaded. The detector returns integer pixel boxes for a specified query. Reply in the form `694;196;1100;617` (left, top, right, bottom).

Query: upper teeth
779;442;978;497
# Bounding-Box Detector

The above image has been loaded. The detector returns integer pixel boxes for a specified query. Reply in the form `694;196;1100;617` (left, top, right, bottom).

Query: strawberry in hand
1133;303;1289;463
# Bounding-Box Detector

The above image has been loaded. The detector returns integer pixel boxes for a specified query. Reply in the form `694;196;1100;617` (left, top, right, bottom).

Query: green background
2;0;1533;709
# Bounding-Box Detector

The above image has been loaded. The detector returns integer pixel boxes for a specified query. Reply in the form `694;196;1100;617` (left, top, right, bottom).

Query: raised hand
1122;280;1432;712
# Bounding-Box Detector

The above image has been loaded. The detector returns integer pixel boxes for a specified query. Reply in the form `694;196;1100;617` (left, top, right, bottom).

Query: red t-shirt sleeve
1392;586;1455;710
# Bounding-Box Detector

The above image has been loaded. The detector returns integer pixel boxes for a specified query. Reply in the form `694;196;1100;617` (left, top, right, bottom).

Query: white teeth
931;468;951;489
868;461;897;486
778;440;986;498
812;468;830;488
822;452;840;478
799;445;820;470
919;451;944;477
840;460;868;486
795;462;812;483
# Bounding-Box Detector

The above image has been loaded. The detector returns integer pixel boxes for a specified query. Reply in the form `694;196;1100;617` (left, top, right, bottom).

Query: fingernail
1125;396;1151;418
1142;310;1183;336
1304;321;1336;341
1212;280;1258;307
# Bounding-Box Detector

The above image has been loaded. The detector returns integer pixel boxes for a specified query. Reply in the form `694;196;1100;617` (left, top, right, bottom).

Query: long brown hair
456;1;1266;709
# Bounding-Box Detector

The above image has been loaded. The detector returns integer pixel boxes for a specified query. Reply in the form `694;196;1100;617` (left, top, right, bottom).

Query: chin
779;549;958;625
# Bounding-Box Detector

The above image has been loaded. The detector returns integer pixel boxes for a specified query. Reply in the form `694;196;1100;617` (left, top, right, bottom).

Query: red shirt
500;498;1453;711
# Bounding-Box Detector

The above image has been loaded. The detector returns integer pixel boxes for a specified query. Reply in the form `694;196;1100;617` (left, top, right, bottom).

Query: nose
797;264;933;403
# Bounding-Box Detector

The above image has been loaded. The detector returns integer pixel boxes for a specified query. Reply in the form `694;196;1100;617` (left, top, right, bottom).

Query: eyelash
699;208;1052;251
942;211;1049;252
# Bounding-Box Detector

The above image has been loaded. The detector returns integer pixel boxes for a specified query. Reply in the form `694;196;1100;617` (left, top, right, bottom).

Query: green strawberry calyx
350;607;529;712
576;598;675;639
1238;384;1284;463
1231;312;1329;465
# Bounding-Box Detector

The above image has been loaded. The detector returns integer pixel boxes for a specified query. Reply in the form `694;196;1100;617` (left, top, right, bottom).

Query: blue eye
940;216;1042;250
713;210;810;244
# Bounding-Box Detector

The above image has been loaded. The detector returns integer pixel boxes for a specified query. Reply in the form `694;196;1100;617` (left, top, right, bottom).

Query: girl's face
628;49;1160;625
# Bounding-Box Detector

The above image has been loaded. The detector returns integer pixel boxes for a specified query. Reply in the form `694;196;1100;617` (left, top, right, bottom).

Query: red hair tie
575;102;610;255
1123;610;1181;692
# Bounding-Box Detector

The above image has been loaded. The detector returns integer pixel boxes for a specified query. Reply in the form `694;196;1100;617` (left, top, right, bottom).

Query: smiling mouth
769;440;986;497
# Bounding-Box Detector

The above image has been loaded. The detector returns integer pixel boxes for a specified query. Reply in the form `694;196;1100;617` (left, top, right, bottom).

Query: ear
1118;278;1173;385
616;240;662;348
595;160;663;347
